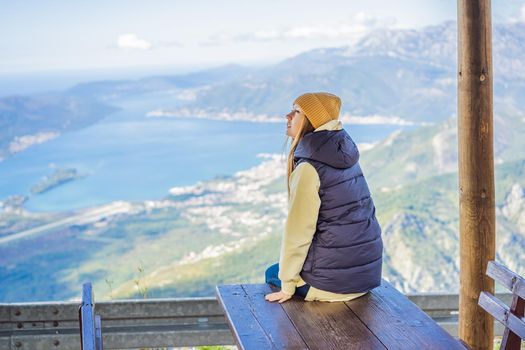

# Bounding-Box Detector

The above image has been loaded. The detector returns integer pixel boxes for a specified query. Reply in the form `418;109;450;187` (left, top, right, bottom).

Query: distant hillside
360;103;525;189
156;21;525;123
1;20;524;302
0;94;118;161
104;117;525;297
65;64;254;101
2;114;524;301
3;21;524;162
0;64;252;161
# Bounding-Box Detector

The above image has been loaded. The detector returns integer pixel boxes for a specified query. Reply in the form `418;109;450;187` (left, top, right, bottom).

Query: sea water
0;92;404;212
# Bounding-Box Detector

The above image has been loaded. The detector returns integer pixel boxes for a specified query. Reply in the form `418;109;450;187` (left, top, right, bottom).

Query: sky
1;0;524;75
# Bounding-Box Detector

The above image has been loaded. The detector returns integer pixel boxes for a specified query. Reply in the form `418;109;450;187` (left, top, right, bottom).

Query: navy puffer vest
295;128;383;294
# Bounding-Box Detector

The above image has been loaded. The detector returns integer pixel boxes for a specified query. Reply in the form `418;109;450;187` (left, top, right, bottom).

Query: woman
264;92;383;303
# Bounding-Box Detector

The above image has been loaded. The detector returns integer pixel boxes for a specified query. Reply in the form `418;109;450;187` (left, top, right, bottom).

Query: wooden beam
457;0;496;349
478;292;525;340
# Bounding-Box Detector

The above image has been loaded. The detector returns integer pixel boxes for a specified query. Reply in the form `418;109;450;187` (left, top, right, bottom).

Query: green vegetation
1;108;525;301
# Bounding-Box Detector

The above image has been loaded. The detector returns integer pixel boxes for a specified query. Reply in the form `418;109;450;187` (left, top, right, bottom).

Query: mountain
0;94;118;161
155;21;525;123
100;113;525;297
2;108;524;301
0;64;253;161
360;106;525;189
3;21;523;161
64;63;254;101
1;20;524;301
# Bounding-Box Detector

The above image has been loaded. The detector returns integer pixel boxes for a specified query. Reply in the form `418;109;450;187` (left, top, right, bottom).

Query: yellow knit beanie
293;92;342;129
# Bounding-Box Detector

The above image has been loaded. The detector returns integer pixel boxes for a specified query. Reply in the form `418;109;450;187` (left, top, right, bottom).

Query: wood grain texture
345;280;467;350
500;294;525;350
478;292;525;340
486;261;525;299
241;284;309;349
479;262;525;350
216;285;277;350
282;292;386;349
457;0;496;349
217;282;468;350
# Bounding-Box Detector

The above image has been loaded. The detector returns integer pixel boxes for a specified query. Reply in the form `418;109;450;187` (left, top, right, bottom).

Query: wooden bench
478;261;525;350
216;279;467;349
79;282;103;350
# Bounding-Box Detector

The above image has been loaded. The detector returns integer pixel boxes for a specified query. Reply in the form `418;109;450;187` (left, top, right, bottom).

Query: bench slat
478;291;525;340
487;261;525;300
345;280;467;350
241;284;309;349
501;294;525;350
282;293;386;349
216;285;297;350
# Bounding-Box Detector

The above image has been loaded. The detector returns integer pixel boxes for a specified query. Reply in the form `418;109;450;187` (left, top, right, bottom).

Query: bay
0;92;404;212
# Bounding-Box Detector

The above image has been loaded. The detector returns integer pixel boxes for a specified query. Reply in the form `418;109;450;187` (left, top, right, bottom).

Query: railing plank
1;298;233;349
487;261;525;300
501;294;525;350
478;291;525;339
0;293;515;349
95;315;102;350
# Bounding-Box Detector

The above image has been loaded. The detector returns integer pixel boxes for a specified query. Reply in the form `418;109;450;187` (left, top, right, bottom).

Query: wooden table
216;279;468;349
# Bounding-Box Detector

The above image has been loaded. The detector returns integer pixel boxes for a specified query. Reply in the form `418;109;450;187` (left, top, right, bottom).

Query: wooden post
457;0;496;349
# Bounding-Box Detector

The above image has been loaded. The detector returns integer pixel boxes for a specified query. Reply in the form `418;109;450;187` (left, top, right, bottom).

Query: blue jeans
265;263;310;298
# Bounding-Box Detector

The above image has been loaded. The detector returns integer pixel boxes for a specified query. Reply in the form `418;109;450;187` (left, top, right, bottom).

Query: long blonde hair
283;115;315;197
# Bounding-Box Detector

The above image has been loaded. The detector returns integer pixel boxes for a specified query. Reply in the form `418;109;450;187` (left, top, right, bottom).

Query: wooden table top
216;280;468;350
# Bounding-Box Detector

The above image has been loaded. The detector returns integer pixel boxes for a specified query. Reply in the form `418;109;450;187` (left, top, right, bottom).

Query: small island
31;168;86;194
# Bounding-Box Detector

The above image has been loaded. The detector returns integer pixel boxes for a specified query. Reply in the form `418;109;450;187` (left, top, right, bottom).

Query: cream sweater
278;119;367;302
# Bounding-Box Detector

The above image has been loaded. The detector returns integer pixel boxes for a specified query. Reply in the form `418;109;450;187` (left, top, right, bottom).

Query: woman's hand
264;290;292;303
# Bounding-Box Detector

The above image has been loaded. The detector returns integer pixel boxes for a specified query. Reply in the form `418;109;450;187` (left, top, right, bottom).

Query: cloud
117;33;152;50
203;12;396;45
522;3;525;21
255;12;395;41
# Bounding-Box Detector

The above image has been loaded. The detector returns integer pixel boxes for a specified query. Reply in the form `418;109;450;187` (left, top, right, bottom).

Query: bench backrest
79;282;103;350
478;261;525;350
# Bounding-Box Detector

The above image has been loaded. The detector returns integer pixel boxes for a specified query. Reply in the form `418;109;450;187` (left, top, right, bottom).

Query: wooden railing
0;293;512;350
